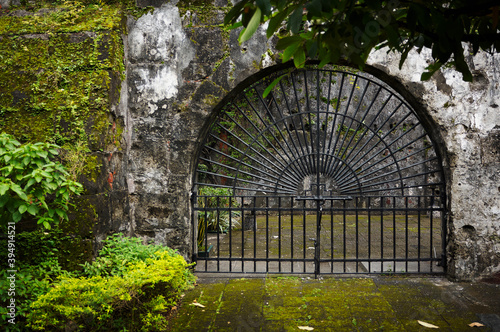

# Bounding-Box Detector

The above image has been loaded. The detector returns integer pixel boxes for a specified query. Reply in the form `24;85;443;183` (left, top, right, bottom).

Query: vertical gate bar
380;197;384;272
278;197;282;273
430;195;434;273
315;200;322;276
356;197;359;273
405;197;409;273
204;196;209;271
278;196;283;272
330;200;334;273
315;203;322;277
343;199;347;273
253;196;257;272
229;196;232;272
291;197;295;273
368;197;371;273
303;199;307;273
417;196;421;273
240;196;245;272
266;196;269;273
217;196;221;272
393;196;396;269
241;197;246;273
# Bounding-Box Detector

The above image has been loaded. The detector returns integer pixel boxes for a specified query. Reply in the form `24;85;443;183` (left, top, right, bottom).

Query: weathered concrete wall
122;0;498;279
368;48;500;280
121;0;277;258
1;0;497;280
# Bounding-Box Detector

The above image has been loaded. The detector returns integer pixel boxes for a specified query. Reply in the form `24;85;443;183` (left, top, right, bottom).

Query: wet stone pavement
168;276;500;331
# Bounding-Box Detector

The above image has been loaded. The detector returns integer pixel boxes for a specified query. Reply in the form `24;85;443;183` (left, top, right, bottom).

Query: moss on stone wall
178;0;230;28
0;2;124;180
0;1;131;265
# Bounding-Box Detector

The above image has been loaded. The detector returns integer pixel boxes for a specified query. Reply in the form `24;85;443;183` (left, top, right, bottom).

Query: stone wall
1;0;498;280
122;0;498;279
0;1;128;263
120;0;278;259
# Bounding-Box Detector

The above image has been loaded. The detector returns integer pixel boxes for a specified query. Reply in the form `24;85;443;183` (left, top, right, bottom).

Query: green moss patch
169;276;493;331
0;2;126;184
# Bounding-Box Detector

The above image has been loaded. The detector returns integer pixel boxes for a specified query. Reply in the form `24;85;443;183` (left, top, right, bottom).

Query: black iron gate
193;66;446;276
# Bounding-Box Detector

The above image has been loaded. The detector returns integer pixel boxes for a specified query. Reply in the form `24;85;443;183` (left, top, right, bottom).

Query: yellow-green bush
27;251;195;331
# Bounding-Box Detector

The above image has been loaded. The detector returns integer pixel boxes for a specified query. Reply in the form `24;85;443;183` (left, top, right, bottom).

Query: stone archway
121;1;498;281
191;64;447;276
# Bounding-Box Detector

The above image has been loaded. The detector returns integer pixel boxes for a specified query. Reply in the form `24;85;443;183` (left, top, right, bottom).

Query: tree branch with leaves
225;0;500;81
0;133;83;229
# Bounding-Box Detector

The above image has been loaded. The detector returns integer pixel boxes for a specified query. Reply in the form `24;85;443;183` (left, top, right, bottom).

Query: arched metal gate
193;66;446;276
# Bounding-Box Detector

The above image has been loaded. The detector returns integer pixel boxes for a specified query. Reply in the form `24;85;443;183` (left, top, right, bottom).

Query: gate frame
190;62;450;276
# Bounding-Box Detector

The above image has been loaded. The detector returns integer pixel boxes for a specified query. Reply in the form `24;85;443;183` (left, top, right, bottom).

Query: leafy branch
225;0;500;81
0;133;83;229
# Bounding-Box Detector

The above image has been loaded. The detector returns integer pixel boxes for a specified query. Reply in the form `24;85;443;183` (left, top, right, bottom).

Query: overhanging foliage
225;0;500;81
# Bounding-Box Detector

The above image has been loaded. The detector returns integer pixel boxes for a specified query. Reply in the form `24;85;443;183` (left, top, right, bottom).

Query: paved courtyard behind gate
196;213;444;275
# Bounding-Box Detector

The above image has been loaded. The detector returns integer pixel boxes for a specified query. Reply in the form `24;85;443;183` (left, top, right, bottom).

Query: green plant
0;231;77;332
27;243;195;331
80;233;178;278
197;187;240;248
0;264;60;331
0;133;83;229
226;0;500;81
1;232;194;331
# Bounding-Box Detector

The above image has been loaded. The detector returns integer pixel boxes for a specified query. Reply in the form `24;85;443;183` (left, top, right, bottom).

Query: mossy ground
168;276;500;331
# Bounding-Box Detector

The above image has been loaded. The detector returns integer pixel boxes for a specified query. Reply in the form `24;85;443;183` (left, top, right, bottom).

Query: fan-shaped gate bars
193;67;446;276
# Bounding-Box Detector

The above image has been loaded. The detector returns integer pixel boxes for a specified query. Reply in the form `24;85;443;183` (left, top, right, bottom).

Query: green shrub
0;133;83;229
26;234;195;331
0;256;74;332
197;187;240;248
80;233;176;278
27;252;194;331
0;229;91;271
0;229;82;331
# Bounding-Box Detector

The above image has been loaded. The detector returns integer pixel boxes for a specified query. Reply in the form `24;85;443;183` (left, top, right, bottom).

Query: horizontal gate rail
194;195;446;275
